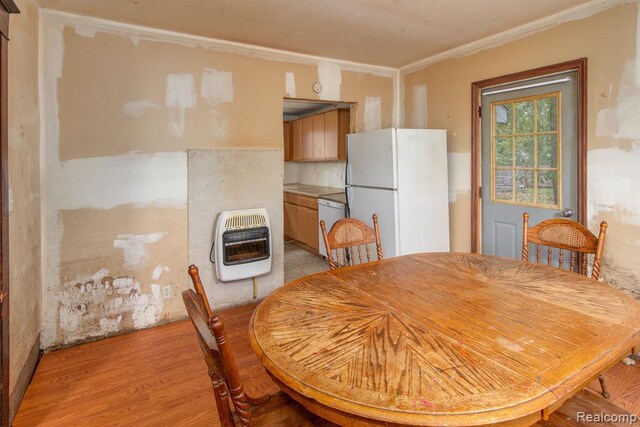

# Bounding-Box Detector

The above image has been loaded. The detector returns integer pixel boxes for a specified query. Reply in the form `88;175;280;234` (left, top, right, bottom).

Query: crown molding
400;0;631;74
39;8;398;78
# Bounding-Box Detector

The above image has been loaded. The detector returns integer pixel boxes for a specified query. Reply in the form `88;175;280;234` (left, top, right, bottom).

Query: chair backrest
188;264;213;321
320;214;383;270
522;213;608;280
182;285;254;426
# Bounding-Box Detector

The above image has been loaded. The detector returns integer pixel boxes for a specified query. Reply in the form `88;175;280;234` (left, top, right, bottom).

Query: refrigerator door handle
346;162;352;186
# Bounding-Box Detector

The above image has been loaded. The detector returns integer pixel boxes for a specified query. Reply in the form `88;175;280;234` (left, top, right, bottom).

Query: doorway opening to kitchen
282;98;356;283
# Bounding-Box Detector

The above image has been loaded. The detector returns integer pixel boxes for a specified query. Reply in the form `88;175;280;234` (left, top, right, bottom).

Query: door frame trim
470;58;587;253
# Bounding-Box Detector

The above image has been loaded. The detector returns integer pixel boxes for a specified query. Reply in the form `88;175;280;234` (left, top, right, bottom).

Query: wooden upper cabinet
292;119;303;161
337;109;350;161
285;108;350;162
324;110;339;160
302;117;314;160
312;114;325;159
283;121;292;161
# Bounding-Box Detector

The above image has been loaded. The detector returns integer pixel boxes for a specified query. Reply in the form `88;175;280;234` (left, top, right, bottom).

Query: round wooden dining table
249;253;640;426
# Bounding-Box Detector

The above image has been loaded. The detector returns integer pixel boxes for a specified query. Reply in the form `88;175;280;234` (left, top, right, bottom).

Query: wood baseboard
9;334;40;423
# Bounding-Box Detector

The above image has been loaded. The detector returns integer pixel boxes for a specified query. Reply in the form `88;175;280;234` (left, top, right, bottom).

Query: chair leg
598;374;610;399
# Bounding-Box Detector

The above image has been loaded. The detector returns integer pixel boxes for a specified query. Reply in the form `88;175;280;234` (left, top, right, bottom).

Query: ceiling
38;0;595;68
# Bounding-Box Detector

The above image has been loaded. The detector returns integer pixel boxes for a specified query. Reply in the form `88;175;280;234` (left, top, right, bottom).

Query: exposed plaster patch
200;69;234;105
165;73;197;138
44;22;65;82
74;26;97;38
363;97;381;131
152;265;170;280
210;110;229;140
285;72;296;97
113;232;168;269
51;152;188;210
636;4;640;87
122;100;162;117
411;85;427;128
317;61;342;100
616;60;640;140
447;152;472;202
58;269;163;344
596;59;640;139
587;144;640;227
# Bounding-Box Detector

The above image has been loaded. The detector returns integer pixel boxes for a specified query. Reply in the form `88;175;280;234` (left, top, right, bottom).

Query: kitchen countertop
319;193;346;204
284;184;345;200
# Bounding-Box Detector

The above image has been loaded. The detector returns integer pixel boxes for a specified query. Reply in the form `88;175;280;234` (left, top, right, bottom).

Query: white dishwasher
318;198;346;257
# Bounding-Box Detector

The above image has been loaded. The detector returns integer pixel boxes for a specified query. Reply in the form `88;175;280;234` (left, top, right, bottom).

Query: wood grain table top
249;253;640;426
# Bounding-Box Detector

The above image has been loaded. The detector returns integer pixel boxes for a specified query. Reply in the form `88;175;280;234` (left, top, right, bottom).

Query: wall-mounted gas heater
214;208;272;282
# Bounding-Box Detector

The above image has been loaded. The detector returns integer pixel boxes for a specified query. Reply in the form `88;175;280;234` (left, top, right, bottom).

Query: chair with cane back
521;213;613;399
319;214;383;270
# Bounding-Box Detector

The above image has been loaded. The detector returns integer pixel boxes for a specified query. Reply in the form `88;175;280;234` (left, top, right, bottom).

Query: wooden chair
184;265;333;426
522;213;611;398
319;214;383;270
522;213;608;280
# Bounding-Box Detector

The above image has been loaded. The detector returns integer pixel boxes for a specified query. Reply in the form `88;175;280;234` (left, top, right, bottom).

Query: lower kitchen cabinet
284;193;319;251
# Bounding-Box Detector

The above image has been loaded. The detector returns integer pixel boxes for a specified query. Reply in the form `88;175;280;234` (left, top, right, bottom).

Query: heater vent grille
224;212;268;230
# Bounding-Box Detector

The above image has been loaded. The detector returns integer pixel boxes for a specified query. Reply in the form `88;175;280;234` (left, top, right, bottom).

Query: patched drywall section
8;0;42;406
188;149;284;308
40;11;395;349
403;2;640;296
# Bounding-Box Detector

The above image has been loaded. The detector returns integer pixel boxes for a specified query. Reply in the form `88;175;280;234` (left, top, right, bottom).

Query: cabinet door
283;121;292;161
312;114;325;159
324;110;338;160
303;207;319;250
338;109;350;161
292;119;303;161
302;117;314;160
285;202;305;242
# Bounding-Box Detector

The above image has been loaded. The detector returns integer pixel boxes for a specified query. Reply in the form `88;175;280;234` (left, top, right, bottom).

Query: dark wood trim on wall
0;2;19;426
470;58;588;253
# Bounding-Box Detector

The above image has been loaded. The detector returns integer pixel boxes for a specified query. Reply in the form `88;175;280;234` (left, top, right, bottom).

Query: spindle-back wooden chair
521;213;611;399
522;213;608;280
319;214;383;270
184;266;333;426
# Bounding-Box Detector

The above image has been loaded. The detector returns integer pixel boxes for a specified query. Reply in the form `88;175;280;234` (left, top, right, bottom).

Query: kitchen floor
284;241;328;283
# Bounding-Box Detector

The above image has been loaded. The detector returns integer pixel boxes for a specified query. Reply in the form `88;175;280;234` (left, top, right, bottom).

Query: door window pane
494;170;513;201
490;92;561;208
515;101;534;133
537;171;558;205
495;137;512;167
515;136;534;167
495;104;512;135
536;97;557;132
515;170;534;203
537;134;558;168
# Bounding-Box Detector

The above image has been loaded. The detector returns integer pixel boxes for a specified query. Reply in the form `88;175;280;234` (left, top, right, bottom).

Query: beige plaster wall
403;3;640;297
40;11;395;349
8;0;41;401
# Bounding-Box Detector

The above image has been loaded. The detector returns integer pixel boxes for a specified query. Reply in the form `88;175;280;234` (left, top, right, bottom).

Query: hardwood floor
14;302;640;426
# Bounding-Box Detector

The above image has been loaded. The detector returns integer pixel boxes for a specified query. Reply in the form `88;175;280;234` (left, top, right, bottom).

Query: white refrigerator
346;128;450;257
